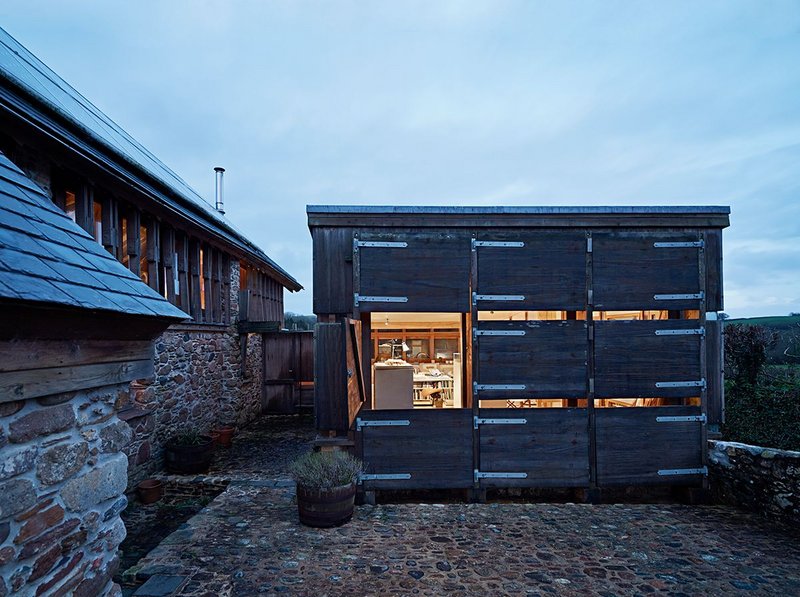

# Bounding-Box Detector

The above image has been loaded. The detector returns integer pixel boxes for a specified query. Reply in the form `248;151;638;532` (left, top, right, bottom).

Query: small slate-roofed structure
0;151;185;320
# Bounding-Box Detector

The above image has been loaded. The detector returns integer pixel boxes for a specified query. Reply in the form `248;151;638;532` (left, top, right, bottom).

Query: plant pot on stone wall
137;479;164;504
164;430;214;474
290;451;363;528
213;425;235;448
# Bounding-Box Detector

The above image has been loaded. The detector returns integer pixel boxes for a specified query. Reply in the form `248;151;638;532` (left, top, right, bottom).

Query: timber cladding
476;320;587;399
358;409;474;490
308;206;729;492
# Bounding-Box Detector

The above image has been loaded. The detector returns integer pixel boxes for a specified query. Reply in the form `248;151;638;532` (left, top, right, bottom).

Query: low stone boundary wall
708;440;800;526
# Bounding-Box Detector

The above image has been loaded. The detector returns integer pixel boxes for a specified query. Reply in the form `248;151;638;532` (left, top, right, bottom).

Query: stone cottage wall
7;150;270;489
708;440;800;527
124;261;264;487
0;384;131;597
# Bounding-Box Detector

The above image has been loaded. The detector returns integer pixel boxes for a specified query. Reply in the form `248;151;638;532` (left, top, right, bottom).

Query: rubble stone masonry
0;384;131;597
122;261;264;488
709;439;800;527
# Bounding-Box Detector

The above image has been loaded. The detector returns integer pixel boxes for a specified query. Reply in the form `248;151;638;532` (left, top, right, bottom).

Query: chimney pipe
214;167;225;215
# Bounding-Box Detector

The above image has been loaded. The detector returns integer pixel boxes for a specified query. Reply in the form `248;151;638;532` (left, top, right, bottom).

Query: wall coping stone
709;439;800;460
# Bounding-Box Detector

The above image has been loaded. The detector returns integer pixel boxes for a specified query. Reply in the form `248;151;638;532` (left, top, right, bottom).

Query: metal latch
655;380;706;389
656;414;707;423
655;328;705;336
354;294;408;307
472;240;525;248
473;293;525;305
474;416;527;429
359;473;411;483
473;383;526;393
657;467;708;476
474;470;528;481
356;418;410;431
654;292;704;301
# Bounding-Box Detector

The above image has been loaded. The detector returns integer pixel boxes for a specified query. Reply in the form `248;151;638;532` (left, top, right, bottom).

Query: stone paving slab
131;484;800;596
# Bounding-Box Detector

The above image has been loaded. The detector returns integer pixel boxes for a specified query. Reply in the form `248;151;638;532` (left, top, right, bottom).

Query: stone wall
0;385;131;597
123;261;265;487
708;440;800;526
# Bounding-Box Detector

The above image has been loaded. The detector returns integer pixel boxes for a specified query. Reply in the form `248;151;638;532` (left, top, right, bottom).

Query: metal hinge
475;470;528;482
587;237;593;253
656;414;707;423
655;328;705;336
473;383;526;394
473;329;526;340
654;292;704;301
657;467;708;477
587;288;593;304
354;294;408;307
588;326;594;341
655;379;706;389
653;241;704;248
354;240;408;250
473;293;525;305
588;378;595;393
359;473;411;483
355;418;410;431
472;240;525;249
474;416;527;429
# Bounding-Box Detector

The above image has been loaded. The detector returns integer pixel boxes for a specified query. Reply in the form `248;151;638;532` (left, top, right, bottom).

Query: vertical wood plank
145;218;160;292
127;207;141;277
212;248;222;323
202;243;213;321
222;255;231;324
160;226;176;304
177;232;189;311
470;233;479;488
100;194;117;254
76;181;94;235
586;231;597;489
189;238;202;322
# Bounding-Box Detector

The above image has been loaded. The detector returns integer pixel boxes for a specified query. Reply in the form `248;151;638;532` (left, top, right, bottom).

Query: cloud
1;0;798;317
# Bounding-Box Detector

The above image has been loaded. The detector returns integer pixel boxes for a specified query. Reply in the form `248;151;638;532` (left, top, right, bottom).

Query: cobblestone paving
129;484;800;596
207;413;315;481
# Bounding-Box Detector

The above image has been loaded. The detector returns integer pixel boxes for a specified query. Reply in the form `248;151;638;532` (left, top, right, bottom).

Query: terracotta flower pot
214;425;235;448
296;483;357;528
210;431;221;446
137;479;164;504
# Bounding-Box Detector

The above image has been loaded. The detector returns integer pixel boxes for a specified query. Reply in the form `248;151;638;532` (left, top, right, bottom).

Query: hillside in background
725;314;800;364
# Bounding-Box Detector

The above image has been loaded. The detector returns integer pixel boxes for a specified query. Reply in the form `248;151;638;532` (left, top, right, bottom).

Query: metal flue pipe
214;167;225;215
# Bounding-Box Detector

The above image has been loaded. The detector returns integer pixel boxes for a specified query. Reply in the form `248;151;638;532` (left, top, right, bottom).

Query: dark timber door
471;233;591;488
591;232;708;486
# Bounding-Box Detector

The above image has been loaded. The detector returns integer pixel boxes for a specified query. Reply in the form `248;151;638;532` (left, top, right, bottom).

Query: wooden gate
262;331;314;413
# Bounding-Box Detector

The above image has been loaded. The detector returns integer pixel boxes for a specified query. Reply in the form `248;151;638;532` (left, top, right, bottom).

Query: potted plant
136;478;164;504
290;450;363;528
212;424;235;448
164;429;213;474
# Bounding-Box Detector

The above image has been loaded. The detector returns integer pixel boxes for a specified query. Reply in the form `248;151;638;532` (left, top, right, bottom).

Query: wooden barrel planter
164;435;213;474
296;483;357;528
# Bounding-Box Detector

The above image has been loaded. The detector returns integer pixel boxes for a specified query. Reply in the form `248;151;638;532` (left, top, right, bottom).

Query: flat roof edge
307;205;731;215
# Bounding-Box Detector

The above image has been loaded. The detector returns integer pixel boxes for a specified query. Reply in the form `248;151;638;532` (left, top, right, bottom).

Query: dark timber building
308;205;729;495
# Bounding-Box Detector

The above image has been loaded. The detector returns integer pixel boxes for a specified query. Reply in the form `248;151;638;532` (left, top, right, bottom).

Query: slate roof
0;26;301;291
0;151;187;319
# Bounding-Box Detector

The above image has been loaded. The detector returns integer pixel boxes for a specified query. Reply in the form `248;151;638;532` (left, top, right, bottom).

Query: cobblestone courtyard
123;415;800;596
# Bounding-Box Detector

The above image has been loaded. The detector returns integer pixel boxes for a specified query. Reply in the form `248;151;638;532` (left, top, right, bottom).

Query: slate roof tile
0;151;187;320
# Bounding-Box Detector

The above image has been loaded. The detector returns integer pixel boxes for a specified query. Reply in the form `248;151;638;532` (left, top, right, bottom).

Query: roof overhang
307;205;731;229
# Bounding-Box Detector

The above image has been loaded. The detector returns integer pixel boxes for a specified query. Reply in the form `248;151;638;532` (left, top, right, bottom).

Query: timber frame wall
308;206;730;491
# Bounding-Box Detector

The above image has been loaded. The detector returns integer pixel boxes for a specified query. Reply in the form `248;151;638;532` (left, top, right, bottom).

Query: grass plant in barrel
290;451;363;528
164;429;214;474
